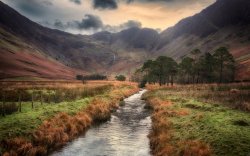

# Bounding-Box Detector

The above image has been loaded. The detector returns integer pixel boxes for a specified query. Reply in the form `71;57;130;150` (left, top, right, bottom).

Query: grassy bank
143;83;250;156
0;81;139;156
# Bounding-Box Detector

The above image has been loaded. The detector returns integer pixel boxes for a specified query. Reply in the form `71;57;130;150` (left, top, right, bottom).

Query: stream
51;89;151;156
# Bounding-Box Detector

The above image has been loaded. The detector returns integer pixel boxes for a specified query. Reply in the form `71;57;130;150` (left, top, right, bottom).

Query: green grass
0;98;91;141
146;89;250;156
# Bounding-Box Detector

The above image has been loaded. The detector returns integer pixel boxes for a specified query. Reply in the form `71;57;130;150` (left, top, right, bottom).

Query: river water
51;89;152;156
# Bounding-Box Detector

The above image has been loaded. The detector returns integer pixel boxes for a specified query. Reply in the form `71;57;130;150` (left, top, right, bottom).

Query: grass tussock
147;98;204;156
1;82;139;156
144;83;250;156
177;140;212;156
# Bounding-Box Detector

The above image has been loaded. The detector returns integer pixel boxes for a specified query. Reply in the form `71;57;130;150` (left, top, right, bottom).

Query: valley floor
0;81;139;155
143;83;250;156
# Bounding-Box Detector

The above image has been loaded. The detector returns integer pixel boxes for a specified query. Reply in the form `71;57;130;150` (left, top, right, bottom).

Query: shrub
76;75;83;80
115;75;126;81
82;74;107;80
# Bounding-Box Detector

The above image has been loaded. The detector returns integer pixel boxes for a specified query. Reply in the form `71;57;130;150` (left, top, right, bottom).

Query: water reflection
51;90;151;156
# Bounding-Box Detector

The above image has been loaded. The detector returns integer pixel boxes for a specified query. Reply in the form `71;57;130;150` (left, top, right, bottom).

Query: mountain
0;0;250;80
93;0;250;80
0;1;157;79
92;27;159;50
154;0;250;80
0;1;116;79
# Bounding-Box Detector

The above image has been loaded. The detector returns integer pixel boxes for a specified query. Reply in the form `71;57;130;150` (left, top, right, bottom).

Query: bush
76;75;83;80
115;75;126;81
83;74;107;80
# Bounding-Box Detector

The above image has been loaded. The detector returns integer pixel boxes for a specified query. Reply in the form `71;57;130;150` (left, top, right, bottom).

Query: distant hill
0;0;250;80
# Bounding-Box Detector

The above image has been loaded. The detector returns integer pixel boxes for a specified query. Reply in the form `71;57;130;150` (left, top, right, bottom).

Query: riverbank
143;83;250;156
0;81;139;155
51;89;151;156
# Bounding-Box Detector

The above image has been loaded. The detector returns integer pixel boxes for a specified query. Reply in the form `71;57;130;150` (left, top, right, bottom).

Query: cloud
69;0;81;5
7;0;54;17
93;0;118;10
41;0;53;6
75;14;103;29
51;14;103;31
54;20;65;29
42;16;142;34
127;0;194;3
3;0;215;33
104;20;142;32
126;0;213;7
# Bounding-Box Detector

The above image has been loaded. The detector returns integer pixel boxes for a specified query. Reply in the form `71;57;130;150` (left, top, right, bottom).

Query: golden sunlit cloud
2;0;216;34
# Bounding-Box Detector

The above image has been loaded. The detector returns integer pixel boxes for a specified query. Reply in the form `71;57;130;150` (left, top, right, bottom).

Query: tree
141;59;158;84
76;75;83;80
141;56;178;86
164;57;178;86
200;53;215;83
190;49;202;83
115;75;126;81
155;56;170;85
83;74;107;80
213;47;235;83
179;57;194;84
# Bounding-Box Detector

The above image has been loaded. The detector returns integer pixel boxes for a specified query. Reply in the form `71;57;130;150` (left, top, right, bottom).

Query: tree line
76;74;107;81
135;47;235;87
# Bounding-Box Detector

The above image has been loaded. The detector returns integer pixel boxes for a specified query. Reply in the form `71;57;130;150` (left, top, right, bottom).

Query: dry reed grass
146;96;211;156
1;82;139;156
147;83;250;112
177;140;212;156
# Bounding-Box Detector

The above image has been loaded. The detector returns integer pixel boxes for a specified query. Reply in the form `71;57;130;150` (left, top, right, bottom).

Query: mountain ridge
0;0;250;80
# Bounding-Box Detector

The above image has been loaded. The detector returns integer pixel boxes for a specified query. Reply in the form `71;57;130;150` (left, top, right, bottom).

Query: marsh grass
0;98;91;142
146;83;250;111
0;81;139;156
144;83;250;156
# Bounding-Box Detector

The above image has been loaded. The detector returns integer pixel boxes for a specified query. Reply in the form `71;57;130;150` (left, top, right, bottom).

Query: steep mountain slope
0;26;86;79
155;0;250;80
92;27;159;51
0;1;154;78
0;1;115;76
0;0;250;80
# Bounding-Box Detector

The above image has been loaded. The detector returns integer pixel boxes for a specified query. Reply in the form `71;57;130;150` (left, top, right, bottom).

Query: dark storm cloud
127;0;186;3
44;16;142;33
51;15;103;30
76;14;103;29
93;0;118;10
126;0;210;6
69;0;81;5
9;0;54;17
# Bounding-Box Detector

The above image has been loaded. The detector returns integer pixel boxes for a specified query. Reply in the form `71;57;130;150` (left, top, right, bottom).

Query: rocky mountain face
92;27;159;51
0;0;250;80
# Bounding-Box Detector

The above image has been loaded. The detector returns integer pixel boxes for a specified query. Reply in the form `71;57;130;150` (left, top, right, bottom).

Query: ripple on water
51;90;151;156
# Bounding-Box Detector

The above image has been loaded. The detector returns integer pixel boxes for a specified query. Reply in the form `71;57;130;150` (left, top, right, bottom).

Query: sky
2;0;216;34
